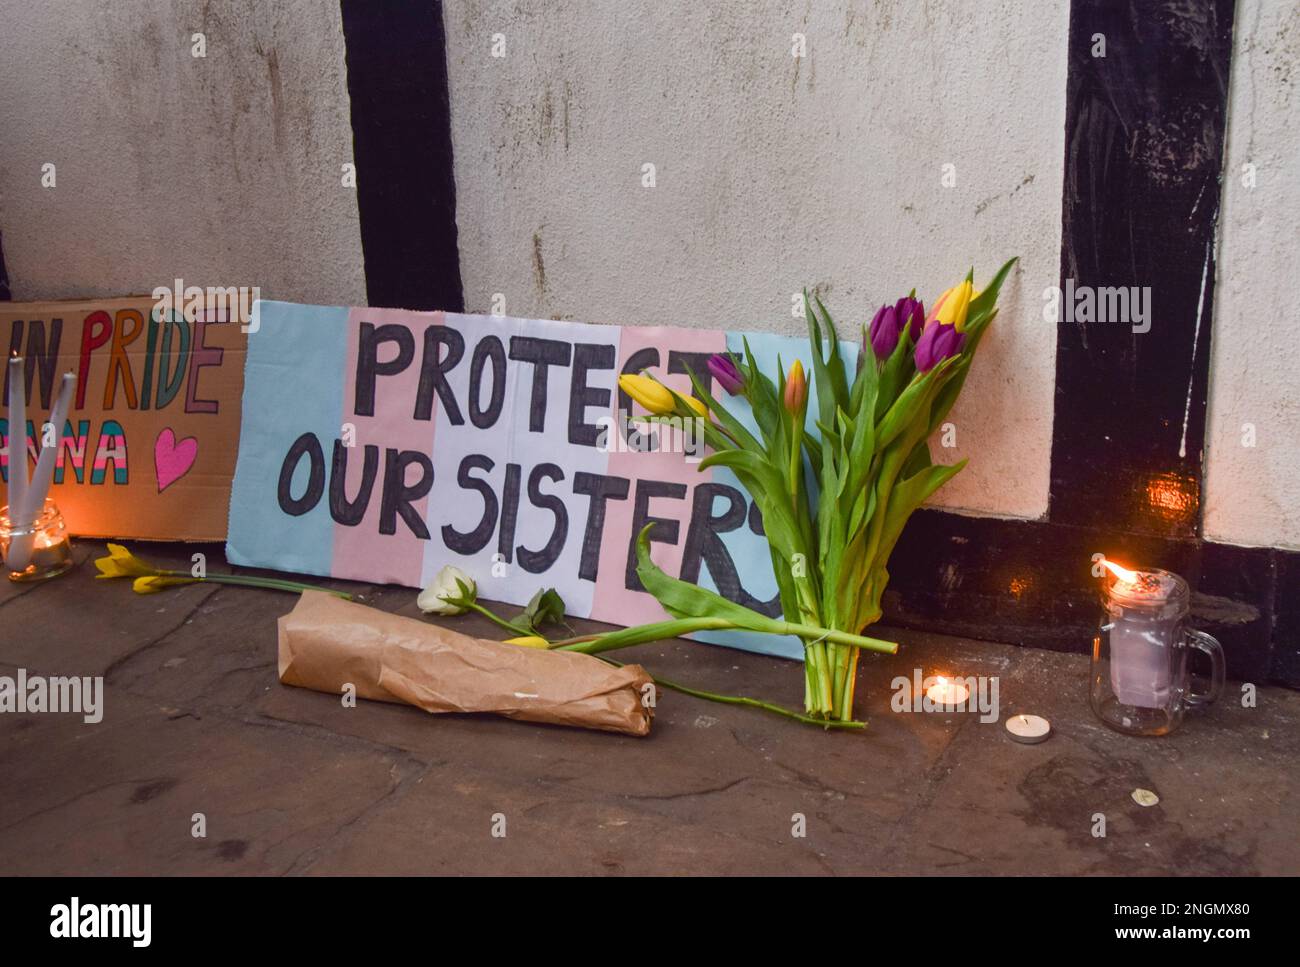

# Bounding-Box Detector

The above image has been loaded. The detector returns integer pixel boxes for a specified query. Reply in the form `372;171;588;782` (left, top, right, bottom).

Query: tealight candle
1005;713;1051;744
925;675;969;707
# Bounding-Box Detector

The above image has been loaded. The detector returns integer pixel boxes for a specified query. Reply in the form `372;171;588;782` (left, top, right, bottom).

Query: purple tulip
896;296;925;343
868;304;898;359
914;321;966;373
707;353;745;395
867;296;926;360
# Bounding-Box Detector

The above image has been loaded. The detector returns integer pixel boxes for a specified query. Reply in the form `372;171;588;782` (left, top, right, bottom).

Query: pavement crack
893;716;975;829
240;708;432;763
102;585;223;684
624;775;751;801
280;756;430;875
0;582;45;610
726;725;871;804
0;779;136;833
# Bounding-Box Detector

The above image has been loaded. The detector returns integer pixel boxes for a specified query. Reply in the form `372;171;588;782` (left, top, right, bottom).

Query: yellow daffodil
94;543;161;579
504;635;551;649
93;542;351;599
132;575;199;594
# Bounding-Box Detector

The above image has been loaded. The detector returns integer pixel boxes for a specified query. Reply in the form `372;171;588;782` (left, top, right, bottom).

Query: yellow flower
618;373;707;418
783;359;807;413
933;279;979;331
619;373;676;415
680;394;707;418
132;575;199;594
94;543;160;580
503;635;551;649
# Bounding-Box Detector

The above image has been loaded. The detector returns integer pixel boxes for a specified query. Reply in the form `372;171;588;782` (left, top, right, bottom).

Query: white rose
417;565;475;615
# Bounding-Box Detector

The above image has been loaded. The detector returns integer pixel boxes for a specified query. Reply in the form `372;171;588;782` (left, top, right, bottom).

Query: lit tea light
1005;713;1051;744
925;675;969;707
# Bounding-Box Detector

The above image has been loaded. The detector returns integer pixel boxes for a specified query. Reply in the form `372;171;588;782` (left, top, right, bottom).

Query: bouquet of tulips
617;259;1017;723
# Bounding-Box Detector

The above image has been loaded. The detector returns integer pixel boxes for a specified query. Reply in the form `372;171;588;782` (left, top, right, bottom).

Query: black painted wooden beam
1049;0;1235;537
0;228;10;301
339;0;464;312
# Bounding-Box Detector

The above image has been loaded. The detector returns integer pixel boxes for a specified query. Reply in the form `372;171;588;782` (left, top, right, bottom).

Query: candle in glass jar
1102;561;1179;709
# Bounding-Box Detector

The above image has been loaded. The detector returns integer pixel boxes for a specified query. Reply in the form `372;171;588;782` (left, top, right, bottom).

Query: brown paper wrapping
277;592;654;736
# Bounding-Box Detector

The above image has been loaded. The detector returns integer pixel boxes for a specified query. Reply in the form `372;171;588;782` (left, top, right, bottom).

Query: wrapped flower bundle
618;259;1017;723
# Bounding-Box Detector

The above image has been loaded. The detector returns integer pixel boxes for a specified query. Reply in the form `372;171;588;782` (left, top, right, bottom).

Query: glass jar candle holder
1;498;74;582
1090;565;1224;736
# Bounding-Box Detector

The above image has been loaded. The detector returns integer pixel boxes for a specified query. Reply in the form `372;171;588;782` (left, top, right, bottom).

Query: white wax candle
6;355;28;526
1005;713;1052;744
25;372;76;521
4;355;37;573
1106;569;1178;709
925;676;969;707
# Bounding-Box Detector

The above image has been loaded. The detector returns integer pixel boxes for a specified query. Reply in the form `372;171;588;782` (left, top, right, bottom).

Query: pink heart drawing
154;428;198;493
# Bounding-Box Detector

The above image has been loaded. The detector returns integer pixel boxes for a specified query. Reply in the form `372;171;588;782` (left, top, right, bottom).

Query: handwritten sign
228;302;857;657
2;298;246;539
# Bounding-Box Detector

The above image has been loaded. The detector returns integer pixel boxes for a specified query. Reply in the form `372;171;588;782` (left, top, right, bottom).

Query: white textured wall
445;0;1069;520
1204;1;1300;550
0;0;365;305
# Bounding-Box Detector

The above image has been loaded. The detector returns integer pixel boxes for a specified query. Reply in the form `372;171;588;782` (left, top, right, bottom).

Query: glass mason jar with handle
1090;566;1225;736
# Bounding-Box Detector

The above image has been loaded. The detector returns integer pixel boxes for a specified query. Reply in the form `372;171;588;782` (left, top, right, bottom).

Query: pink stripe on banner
92;438;125;470
590;327;727;627
331;307;441;585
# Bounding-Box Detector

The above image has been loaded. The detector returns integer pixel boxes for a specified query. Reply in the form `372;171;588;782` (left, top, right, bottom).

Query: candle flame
1102;559;1138;584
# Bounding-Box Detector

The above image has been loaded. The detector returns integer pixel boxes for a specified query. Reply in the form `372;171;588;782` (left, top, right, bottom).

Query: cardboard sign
2;298;246;540
228;302;858;657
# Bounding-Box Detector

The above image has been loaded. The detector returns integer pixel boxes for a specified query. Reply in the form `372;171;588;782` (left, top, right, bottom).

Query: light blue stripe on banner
226;301;348;578
692;331;863;661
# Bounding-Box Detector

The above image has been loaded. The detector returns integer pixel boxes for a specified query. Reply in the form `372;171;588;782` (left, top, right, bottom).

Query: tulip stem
596;656;866;730
551;616;896;657
159;570;353;599
451;600;533;637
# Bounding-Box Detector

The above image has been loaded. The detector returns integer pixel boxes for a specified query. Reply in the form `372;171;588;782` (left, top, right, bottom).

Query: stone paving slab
1;543;1296;875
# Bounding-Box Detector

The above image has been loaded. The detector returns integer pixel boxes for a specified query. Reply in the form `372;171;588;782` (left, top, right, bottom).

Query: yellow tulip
681;394;708;418
784;359;807;413
619;373;707;418
934;279;978;331
619;373;676;415
504;635;551;649
94;543;159;580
